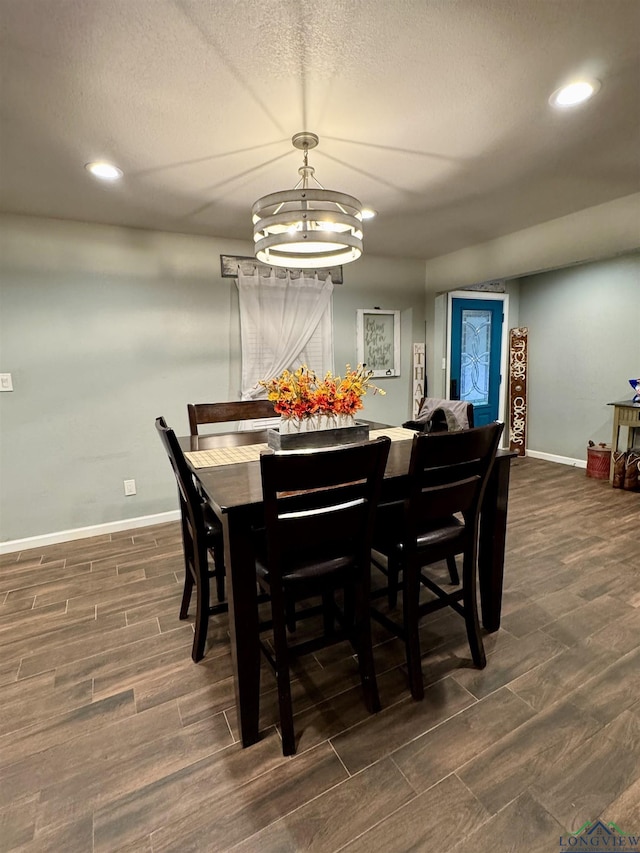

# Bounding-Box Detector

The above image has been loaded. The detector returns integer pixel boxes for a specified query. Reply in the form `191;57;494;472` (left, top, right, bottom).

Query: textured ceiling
1;0;639;260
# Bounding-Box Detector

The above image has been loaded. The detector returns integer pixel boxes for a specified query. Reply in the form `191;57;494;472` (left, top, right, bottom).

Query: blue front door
450;298;503;426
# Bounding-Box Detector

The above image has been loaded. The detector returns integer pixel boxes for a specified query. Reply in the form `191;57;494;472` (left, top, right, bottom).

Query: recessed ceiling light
361;208;377;220
549;79;600;108
85;161;123;181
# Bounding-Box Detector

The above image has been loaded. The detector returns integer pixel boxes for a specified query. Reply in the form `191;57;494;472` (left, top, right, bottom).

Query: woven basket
586;443;611;479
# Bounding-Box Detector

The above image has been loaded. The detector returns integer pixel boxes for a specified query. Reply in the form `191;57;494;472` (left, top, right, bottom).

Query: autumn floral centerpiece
260;364;384;435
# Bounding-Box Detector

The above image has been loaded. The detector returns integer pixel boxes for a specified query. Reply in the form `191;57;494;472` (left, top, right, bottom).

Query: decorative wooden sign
219;255;342;284
509;327;528;456
412;342;426;417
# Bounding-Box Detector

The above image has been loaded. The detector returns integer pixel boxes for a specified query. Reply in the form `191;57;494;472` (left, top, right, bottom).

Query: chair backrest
405;422;503;544
260;437;391;584
155;416;207;552
188;400;277;436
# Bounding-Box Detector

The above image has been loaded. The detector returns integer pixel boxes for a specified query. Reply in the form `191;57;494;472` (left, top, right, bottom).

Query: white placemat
185;426;416;469
185;443;268;468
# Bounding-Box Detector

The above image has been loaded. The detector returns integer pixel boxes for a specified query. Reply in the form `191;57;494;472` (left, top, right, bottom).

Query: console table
608;399;640;480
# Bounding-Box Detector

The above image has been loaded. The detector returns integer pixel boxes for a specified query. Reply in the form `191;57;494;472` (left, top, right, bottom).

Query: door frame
446;291;510;427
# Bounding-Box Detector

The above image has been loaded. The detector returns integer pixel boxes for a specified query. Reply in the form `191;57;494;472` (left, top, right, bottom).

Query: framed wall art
356;308;400;377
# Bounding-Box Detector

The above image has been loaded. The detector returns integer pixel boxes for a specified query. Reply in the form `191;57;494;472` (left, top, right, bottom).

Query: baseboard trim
526;449;587;469
1;449;588;554
0;510;181;555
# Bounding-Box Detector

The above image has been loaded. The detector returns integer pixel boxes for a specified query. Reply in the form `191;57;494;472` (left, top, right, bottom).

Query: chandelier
252;132;363;269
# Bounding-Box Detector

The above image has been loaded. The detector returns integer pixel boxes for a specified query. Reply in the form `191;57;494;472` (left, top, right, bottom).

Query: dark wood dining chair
187;400;277;436
371;422;503;700
380;397;474;608
155;416;227;662
256;436;391;755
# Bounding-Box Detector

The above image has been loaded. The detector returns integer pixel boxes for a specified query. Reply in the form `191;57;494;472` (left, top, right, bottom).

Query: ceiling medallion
252;132;363;269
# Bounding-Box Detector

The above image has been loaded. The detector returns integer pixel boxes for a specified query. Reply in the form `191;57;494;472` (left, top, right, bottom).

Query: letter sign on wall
413;342;426;417
509;328;528;456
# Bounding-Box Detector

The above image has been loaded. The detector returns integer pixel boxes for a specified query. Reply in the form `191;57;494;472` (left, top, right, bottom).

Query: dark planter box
267;421;370;451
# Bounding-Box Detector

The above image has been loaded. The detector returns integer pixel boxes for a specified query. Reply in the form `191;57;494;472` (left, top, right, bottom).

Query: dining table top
178;422;515;514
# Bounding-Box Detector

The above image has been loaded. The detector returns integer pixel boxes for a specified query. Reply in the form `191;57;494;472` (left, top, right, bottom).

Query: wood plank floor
1;458;639;852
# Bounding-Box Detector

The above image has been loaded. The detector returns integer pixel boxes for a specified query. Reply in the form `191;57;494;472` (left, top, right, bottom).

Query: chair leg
285;591;297;633
271;596;296;755
447;555;460;585
342;584;355;629
192;566;210;663
387;554;401;609
353;583;380;714
211;543;225;603
214;567;225;604
180;569;194;620
403;560;424;700
191;537;212;663
179;518;193;619
322;590;335;639
462;551;486;669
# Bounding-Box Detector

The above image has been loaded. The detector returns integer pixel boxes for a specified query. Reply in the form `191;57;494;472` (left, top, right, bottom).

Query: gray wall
0;214;426;543
519;253;640;460
3;211;636;544
423;193;640;291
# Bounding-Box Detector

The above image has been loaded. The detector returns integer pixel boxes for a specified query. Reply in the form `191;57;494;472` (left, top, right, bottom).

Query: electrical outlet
123;479;136;496
0;373;13;391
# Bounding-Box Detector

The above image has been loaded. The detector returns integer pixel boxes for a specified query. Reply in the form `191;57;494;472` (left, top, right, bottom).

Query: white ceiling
1;0;639;261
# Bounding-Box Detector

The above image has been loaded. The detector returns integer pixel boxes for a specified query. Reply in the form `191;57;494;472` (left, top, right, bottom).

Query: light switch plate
0;373;13;391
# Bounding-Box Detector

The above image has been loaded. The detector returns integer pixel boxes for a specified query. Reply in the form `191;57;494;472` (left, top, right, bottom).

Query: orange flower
259;364;384;420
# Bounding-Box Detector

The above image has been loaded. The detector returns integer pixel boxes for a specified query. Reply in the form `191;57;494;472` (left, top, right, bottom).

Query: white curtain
237;269;334;400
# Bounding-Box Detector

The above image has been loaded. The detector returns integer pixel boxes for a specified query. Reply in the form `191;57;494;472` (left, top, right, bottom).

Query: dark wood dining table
179;424;515;748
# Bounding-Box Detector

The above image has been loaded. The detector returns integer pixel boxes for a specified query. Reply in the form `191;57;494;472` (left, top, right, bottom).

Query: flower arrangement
260;364;385;421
